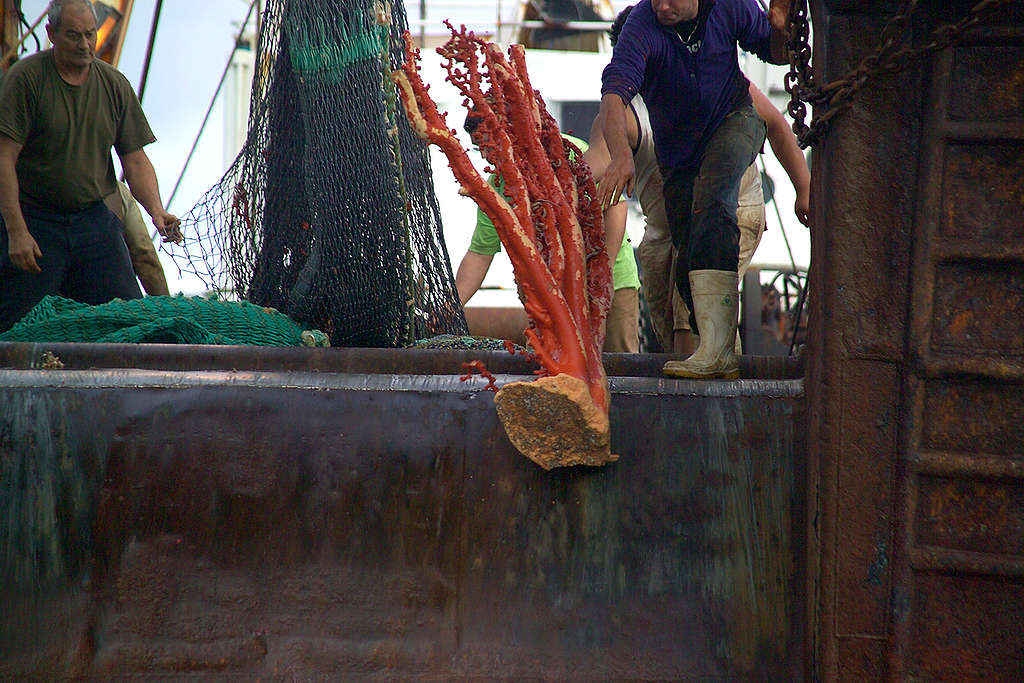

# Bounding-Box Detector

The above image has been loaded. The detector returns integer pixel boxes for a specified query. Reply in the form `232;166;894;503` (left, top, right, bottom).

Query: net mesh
0;295;329;346
165;0;467;347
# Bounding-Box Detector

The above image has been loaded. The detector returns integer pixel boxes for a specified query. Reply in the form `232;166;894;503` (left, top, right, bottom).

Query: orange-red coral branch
391;27;612;414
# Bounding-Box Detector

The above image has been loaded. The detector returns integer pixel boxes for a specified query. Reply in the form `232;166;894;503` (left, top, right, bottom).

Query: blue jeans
661;104;766;331
0;201;142;332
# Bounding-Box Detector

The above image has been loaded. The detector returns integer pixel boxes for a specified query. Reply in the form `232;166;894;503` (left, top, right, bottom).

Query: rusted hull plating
0;344;805;679
806;1;1024;679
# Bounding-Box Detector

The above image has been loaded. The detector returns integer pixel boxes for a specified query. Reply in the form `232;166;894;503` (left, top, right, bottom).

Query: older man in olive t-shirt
0;0;181;332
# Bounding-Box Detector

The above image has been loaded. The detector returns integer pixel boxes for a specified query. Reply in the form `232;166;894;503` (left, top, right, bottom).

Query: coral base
494;374;615;470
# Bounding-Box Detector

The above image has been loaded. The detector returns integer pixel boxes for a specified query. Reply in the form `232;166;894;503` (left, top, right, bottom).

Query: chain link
784;0;1017;148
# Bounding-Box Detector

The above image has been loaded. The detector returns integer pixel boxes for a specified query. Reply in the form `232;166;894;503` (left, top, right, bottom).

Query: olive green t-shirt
468;133;641;291
0;50;155;211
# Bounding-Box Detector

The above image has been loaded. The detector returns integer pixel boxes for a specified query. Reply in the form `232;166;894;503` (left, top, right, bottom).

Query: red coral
460;360;498;393
391;27;612;414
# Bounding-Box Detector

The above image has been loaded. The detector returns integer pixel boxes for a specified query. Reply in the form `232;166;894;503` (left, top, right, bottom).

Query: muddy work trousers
661;104;766;333
0;201;142;333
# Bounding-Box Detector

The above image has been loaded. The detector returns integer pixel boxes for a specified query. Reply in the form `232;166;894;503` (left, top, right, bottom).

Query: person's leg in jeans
0;211;71;332
688;105;767;282
61;203;143;305
663;105;766;378
660;165;698;329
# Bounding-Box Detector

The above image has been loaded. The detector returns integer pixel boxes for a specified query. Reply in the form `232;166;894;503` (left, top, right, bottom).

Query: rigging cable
19;10;42;53
136;0;164;104
122;0;165;187
166;0;258;212
0;8;45;68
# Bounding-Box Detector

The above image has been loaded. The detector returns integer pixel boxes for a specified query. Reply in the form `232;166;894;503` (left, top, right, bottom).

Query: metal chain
784;0;1017;148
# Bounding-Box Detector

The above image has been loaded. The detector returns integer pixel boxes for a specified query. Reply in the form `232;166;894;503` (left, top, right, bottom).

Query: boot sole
663;366;740;380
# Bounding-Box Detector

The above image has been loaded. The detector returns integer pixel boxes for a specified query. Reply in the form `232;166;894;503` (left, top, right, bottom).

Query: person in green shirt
0;0;181;332
454;129;641;353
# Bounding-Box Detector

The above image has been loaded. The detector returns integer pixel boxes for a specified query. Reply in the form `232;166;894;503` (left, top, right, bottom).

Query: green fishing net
0;295;329;347
166;0;468;347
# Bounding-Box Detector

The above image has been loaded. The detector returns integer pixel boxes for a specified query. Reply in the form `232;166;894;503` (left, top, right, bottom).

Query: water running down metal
0;337;805;678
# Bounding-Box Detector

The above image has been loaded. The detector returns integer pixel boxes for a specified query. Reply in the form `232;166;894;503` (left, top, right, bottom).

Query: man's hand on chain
768;0;791;32
795;192;810;227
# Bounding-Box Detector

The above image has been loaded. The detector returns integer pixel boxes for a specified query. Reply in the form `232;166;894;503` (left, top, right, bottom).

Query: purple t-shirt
601;0;775;171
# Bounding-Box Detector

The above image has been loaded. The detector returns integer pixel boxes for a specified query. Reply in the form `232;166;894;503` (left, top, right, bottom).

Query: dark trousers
0;201;142;332
661;104;766;331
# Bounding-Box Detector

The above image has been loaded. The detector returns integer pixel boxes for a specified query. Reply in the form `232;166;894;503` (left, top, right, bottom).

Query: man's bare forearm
121;148;182;242
1;135;41;271
752;85;809;197
768;126;809;200
600;94;632;173
120;149;166;218
0;137;27;236
596;93;636;208
751;83;810;224
582;115;611;182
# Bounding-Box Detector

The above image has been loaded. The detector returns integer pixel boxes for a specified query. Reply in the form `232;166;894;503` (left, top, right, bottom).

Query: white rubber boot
663;270;740;379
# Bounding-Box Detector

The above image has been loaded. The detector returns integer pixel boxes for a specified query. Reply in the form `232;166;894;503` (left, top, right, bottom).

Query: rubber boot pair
662;269;739;380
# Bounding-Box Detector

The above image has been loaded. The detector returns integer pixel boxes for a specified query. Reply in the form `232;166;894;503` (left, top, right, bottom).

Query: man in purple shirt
597;0;790;379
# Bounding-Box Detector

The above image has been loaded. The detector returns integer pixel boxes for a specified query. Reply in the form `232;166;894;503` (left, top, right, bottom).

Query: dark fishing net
166;0;468;347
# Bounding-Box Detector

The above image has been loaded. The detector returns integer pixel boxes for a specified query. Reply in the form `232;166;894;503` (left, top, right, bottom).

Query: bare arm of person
0;136;41;273
586;108;638;272
596;93;635;210
455;250;495;306
582;114;612;182
119;148;183;243
584;104;640;181
603;201;629;271
585;116;632;270
750;84;810;226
